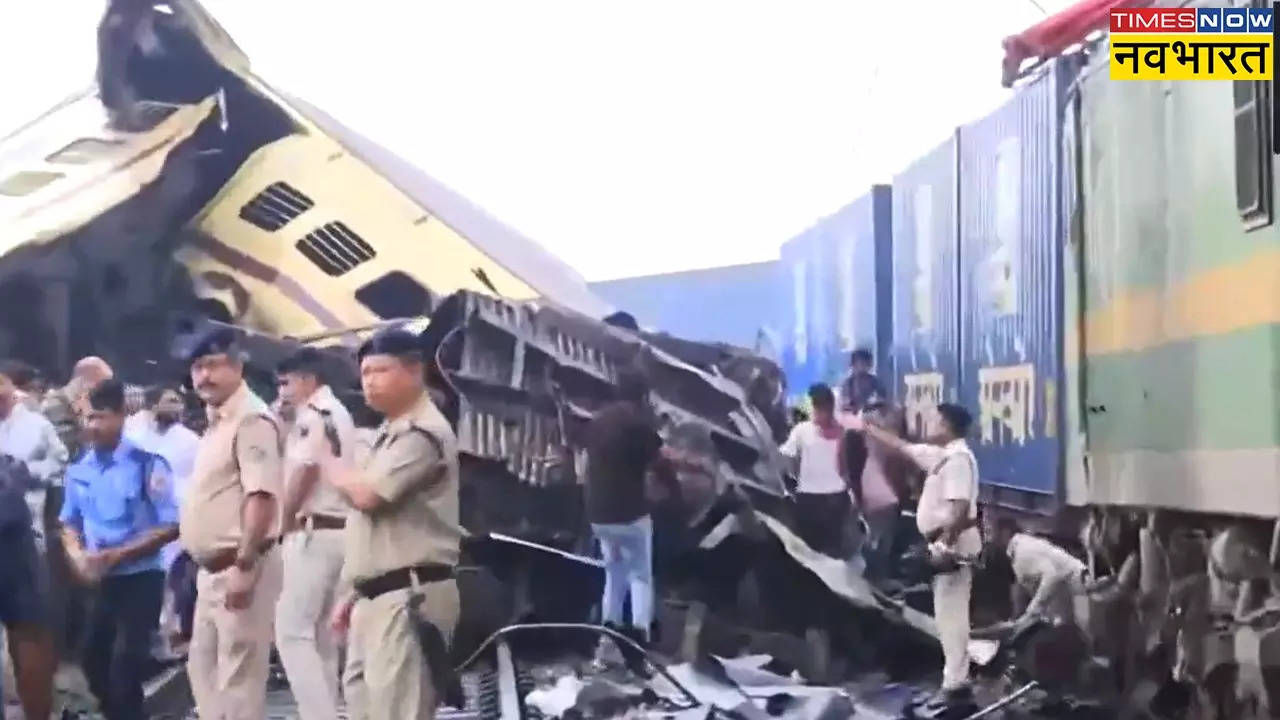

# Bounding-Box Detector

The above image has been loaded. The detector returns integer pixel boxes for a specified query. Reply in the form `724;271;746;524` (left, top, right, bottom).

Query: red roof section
1001;0;1155;86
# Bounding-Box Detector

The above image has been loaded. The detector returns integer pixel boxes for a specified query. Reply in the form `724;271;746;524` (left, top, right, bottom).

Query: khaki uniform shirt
906;439;982;557
284;385;356;519
179;382;284;565
342;393;462;585
352;427;378;468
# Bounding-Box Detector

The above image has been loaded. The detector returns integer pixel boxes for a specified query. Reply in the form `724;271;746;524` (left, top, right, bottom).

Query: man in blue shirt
59;379;179;720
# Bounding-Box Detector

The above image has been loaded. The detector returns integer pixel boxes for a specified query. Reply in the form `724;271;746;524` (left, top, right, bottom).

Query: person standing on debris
988;517;1088;629
584;369;666;646
837;349;886;415
59;379;178;720
840;400;904;579
274;348;357;720
849;403;981;700
179;328;285;720
779;383;851;558
325;329;462;720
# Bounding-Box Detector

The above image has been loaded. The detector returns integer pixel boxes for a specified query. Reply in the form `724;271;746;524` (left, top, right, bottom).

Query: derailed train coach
0;0;610;385
2;1;950;674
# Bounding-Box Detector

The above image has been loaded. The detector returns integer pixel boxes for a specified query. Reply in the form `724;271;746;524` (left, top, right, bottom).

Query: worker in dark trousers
59;380;179;720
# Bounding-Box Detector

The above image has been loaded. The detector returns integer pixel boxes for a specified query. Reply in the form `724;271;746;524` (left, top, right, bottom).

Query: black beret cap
937;402;973;437
357;329;423;363
277;346;326;376
181;326;242;365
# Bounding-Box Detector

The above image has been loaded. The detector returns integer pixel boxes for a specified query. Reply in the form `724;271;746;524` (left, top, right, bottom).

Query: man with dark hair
837;348;886;414
839;399;904;580
0;362;56;720
988;517;1088;629
0;360;70;554
779;383;851;557
324;329;462;720
59;378;178;720
274;346;357;720
179;328;284;720
583;369;669;651
850;402;981;702
127;384;200;654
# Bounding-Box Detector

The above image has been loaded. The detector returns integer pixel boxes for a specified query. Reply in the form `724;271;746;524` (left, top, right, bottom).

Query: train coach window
1233;78;1273;230
355;271;433;319
46;138;125;165
0;170;63;197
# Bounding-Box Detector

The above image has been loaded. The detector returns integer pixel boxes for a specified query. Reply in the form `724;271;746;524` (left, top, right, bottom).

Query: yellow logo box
1110;33;1272;80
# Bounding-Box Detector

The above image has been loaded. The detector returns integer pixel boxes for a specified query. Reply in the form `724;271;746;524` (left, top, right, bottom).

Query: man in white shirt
0;359;64;720
850;403;980;699
779;384;851;558
0;361;70;555
274;348;357;720
127;386;202;650
990;517;1088;628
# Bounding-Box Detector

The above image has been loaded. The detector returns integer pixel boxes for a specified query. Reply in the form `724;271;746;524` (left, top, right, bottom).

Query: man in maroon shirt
584;371;665;645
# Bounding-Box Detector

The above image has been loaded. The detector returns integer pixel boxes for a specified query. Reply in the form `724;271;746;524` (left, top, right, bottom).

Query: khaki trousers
188;548;283;720
933;565;972;691
344;580;460;720
276;530;345;720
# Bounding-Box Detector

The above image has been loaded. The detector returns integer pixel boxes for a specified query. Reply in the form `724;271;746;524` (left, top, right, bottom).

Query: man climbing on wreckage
583;370;712;659
847;404;981;712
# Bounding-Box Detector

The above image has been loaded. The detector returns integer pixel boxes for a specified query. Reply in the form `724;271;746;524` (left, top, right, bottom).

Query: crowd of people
581;348;1094;709
0;331;1098;719
0;325;464;720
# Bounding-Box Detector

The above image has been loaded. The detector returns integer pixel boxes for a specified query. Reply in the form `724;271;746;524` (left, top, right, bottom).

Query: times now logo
1111;8;1196;32
1111;7;1274;33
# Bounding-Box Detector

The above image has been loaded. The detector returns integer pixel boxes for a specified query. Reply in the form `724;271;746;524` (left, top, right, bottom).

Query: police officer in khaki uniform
178;328;285;720
274;347;356;720
325;330;462;720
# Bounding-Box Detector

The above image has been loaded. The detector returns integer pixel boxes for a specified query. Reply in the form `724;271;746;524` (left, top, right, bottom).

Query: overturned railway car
0;0;608;384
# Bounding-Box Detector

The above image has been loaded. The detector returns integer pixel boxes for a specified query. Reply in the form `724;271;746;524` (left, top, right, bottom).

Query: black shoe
615;625;652;679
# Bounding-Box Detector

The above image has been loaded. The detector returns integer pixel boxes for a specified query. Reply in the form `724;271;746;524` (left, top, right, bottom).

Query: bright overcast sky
0;1;1062;281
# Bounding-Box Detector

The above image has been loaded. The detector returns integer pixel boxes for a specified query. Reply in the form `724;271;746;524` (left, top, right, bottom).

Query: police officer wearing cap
59;379;178;720
178;328;285;720
274;347;357;720
324;329;462;720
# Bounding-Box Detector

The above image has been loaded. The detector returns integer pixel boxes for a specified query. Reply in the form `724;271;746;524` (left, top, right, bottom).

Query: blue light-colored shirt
59;439;178;576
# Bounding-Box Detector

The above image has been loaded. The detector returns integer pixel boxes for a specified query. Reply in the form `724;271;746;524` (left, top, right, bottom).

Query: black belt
354;563;454;600
301;513;346;531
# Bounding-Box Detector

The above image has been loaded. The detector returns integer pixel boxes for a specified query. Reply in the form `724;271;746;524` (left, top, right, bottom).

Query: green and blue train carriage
778;43;1279;522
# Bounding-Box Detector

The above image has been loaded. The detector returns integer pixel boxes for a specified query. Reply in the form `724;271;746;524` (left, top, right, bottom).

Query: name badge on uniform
149;468;169;497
